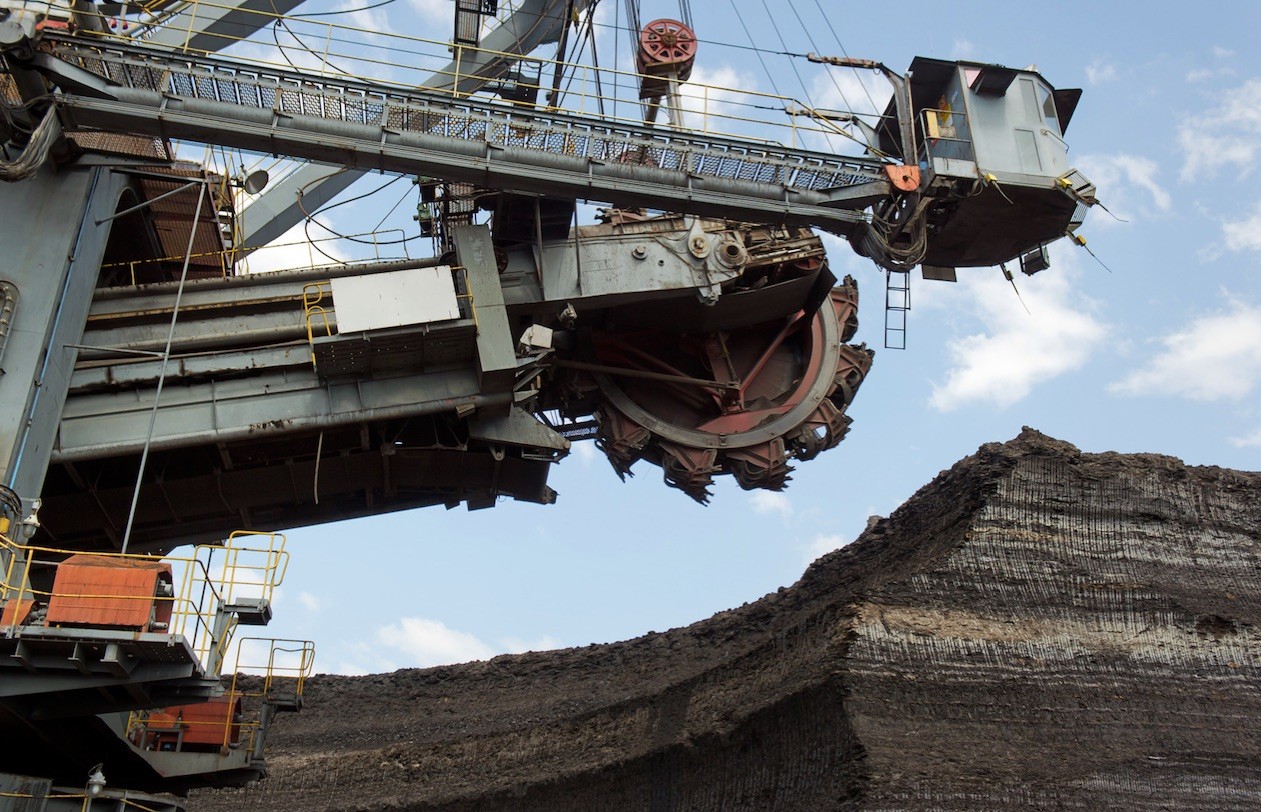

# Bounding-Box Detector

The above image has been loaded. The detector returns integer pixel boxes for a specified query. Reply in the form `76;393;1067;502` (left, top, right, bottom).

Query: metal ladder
884;270;910;350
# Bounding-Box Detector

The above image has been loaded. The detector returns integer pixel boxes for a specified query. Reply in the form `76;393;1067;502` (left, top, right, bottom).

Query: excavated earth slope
193;429;1261;810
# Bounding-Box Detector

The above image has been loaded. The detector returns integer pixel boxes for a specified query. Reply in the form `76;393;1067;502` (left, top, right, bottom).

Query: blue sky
200;1;1261;674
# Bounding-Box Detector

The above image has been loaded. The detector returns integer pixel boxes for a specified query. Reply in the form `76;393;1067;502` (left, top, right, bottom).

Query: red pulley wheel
637;18;698;71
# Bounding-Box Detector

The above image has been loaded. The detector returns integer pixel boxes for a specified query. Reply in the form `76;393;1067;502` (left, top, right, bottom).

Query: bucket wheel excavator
0;0;1098;806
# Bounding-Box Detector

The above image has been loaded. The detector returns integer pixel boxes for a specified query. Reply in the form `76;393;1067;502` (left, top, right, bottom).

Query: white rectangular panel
330;265;460;333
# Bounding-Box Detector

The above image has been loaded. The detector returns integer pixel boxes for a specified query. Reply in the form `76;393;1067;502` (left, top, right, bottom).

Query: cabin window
1037;83;1059;133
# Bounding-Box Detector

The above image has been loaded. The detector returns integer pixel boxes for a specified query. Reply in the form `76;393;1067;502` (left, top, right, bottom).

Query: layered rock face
193;430;1261;811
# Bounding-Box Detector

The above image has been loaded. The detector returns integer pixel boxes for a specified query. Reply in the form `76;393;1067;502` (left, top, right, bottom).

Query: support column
0;166;127;508
454;224;516;417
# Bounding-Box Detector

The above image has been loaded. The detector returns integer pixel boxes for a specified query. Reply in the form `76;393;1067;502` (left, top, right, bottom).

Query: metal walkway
34;36;891;231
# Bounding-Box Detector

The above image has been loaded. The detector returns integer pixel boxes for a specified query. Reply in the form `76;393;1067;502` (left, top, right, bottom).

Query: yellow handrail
1;531;289;680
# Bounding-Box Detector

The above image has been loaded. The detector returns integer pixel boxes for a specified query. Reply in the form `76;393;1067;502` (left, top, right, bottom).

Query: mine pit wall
848;445;1261;810
192;431;1261;811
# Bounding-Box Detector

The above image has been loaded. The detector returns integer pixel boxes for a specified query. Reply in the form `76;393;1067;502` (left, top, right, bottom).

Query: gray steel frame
33;36;889;231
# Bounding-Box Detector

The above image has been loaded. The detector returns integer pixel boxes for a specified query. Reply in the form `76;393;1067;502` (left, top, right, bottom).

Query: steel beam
238;0;582;251
34;39;886;233
0;165;129;500
55;89;875;230
138;0;307;53
55;365;505;462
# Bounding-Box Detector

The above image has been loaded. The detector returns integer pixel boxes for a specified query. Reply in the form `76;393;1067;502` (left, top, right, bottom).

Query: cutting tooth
831;343;874;408
659;444;720;504
789;398;849;461
833;275;861;342
726;438;792;491
594;407;651;480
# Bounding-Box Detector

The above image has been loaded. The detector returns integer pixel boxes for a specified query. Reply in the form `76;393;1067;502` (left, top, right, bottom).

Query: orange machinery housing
44;555;174;631
135;695;243;752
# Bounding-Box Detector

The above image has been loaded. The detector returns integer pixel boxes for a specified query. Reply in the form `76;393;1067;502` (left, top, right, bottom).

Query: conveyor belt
33;35;892;230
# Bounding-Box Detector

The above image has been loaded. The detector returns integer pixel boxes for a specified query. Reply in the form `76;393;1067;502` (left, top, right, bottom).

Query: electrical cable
612;0;620;121
812;0;880;116
556;1;606;115
786;0;851;112
757;0;835;151
592;15;806;59
622;0;640;57
586;3;606;119
268;0;357;78
677;0;692;31
296;172;424;264
728;0;783;98
288;0;399;18
369;179;415;234
0;104;61;182
759;0;811;102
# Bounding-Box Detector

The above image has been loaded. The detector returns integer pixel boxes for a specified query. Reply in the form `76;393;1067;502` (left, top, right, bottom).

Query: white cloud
334;0;391;39
407;0;451;28
239;222;346;274
1076;153;1171;222
1231;427;1261;448
1212;46;1235;59
298;591;321;612
377;617;496;667
930;254;1108;412
1186;66;1233;83
952;39;975;60
1085;60;1117;85
750;490;793;518
571;440;599;467
1109;301;1261;402
677;63;764;137
1222;200;1261;252
804;533;847;562
799;66;892;156
810;65;892;118
1179;78;1261;181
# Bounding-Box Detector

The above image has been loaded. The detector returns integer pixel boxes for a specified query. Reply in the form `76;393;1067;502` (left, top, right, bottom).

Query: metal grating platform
35;36;891;231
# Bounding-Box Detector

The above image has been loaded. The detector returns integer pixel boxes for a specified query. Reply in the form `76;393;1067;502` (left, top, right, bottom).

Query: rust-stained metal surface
135;164;233;278
67;131;170;160
45;554;173;630
140;695;243;750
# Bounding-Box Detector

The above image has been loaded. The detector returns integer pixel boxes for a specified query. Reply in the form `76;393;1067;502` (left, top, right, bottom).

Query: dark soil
192;428;1261;810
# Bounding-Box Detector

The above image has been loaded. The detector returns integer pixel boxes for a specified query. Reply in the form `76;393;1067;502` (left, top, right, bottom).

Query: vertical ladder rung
883;270;911;350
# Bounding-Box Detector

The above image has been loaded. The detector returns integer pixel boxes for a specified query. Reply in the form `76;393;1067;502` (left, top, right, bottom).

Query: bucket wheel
586;277;873;502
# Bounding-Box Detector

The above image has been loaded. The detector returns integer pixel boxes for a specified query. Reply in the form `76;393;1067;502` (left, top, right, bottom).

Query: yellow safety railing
5;789;169;812
127;635;314;754
174;531;288;669
302;281;333;368
0;535;216;650
0;531;288;681
125;692;249;754
242;636;316;700
99;229;414;279
58;0;875;153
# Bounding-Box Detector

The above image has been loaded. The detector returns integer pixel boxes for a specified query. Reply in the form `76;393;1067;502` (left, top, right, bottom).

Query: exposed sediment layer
193;429;1261;810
